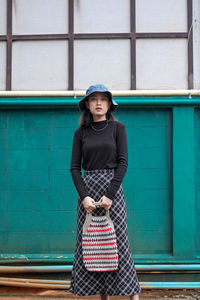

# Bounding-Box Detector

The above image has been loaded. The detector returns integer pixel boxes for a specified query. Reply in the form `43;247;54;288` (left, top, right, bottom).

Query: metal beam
0;264;200;273
0;89;200;98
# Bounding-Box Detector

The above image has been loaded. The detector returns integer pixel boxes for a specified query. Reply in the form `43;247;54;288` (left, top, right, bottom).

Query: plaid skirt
69;168;141;296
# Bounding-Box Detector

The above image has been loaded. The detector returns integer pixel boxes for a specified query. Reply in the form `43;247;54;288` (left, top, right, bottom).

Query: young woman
69;84;141;300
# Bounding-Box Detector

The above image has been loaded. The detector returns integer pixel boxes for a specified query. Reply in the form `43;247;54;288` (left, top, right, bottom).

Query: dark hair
78;102;118;127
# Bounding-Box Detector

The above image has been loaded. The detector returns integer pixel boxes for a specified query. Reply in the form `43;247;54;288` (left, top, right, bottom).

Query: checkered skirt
69;168;141;296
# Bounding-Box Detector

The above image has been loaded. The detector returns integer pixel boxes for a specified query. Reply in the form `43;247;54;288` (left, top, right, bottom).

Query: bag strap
88;208;109;217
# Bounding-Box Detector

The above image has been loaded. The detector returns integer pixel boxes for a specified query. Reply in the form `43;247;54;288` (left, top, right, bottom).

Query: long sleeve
70;129;90;201
104;123;128;201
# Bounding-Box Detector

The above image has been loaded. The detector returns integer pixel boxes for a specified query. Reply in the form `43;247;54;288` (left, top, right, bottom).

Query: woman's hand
82;196;96;213
99;195;112;210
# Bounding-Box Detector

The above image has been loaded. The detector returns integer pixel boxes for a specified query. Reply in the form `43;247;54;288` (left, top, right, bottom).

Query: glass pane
74;0;130;33
0;0;7;34
0;42;6;90
13;0;68;34
193;0;200;89
136;39;188;89
74;39;130;90
12;41;68;90
136;0;187;32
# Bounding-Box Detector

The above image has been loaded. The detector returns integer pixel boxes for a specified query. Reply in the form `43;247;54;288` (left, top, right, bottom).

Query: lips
96;108;102;110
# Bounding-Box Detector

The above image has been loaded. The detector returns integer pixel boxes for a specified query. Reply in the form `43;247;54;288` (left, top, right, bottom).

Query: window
0;0;193;90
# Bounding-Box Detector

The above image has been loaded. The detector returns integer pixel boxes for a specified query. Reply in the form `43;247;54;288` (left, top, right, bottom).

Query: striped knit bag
82;209;118;272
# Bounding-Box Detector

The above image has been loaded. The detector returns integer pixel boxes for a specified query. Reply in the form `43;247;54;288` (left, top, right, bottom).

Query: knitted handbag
82;206;118;272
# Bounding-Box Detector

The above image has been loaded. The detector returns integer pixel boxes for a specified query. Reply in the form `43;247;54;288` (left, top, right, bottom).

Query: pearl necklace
90;120;109;132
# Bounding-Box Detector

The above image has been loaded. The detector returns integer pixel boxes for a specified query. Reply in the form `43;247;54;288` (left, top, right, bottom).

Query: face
85;92;111;118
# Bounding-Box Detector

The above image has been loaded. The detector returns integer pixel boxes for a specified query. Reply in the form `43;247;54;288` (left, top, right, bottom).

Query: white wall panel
12;41;68;90
74;0;130;33
193;0;200;89
136;39;188;89
13;0;68;34
0;42;6;90
0;0;7;35
74;40;130;90
136;0;187;33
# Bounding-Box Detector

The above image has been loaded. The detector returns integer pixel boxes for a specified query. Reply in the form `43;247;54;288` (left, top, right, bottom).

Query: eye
101;97;108;101
89;96;96;101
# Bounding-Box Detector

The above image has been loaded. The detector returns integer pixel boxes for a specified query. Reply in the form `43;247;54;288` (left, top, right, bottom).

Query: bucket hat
78;84;118;112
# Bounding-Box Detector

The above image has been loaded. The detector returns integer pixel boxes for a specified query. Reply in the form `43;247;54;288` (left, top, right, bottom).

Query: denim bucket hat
78;84;118;112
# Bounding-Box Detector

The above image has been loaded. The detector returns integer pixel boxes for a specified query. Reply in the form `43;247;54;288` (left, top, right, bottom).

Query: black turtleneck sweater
70;119;128;201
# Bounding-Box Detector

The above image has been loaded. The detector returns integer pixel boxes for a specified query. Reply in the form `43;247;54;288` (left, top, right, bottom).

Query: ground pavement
0;287;199;299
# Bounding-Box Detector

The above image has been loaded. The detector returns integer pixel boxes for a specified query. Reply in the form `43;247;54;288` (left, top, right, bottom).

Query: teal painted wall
0;108;77;257
124;108;172;256
195;109;200;256
0;96;198;263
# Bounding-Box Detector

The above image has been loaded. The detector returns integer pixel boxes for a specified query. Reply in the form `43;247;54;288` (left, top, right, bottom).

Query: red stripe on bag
87;227;111;232
82;241;116;246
